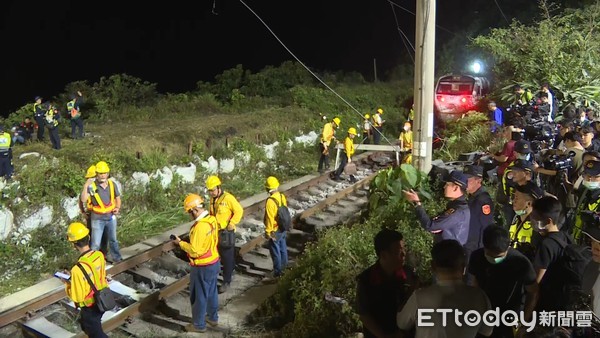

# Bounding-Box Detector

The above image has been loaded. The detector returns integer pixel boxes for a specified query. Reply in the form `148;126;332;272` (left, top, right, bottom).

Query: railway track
0;151;396;338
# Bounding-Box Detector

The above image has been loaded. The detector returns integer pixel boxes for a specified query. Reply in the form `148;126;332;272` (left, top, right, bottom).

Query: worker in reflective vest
63;222;109;338
173;194;220;333
319;117;341;173
371;108;384;145
0;124;13;180
33;96;45;141
81;161;122;263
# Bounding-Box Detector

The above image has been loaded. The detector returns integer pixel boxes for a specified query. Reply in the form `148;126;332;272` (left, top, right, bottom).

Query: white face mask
583;181;600;190
403;126;410;131
517;154;529;160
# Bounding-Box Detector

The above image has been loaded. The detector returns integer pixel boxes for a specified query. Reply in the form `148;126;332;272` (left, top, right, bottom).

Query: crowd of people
356;84;600;338
59;162;291;336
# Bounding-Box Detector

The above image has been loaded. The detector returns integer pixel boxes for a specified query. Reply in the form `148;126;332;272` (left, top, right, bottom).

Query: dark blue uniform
465;187;494;256
415;195;470;245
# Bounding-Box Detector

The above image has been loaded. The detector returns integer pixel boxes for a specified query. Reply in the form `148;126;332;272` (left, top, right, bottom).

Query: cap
444;170;468;188
584;160;600;176
515;181;544;199
463;165;483;178
514;140;532;154
34;96;42;101
511;159;534;173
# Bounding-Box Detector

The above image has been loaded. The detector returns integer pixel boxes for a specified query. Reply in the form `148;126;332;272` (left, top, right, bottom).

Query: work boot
205;317;219;327
218;283;230;294
185;324;207;333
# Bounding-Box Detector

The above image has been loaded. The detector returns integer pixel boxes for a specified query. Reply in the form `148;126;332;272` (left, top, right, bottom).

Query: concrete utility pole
373;58;378;82
412;0;436;173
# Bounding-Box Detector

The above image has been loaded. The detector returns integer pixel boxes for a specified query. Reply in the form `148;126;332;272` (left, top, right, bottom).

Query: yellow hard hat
377;108;383;114
332;117;341;126
67;222;90;242
96;161;110;174
348;127;358;135
265;176;280;190
205;175;222;190
364;114;370;119
184;194;204;212
85;165;97;179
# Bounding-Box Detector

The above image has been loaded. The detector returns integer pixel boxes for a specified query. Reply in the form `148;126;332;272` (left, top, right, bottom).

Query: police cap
514;140;532;154
463;165;483;178
584;160;600;176
444;170;468;189
515;181;544;200
511;159;534;173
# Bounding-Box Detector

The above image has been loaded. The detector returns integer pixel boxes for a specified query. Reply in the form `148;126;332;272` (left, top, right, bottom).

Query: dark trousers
0;153;13;179
35;116;45;140
318;143;330;172
373;127;382;145
71;118;84;139
362;132;371;144
48;127;61;150
79;306;107;338
218;245;235;284
334;153;348;179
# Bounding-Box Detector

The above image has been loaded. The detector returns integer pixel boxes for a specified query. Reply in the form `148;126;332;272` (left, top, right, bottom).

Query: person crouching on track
64;222;109;338
173;194;220;333
331;127;357;181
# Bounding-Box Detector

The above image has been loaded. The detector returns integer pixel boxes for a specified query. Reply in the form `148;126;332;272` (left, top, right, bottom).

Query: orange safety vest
76;250;108;308
90;180;116;214
188;216;220;267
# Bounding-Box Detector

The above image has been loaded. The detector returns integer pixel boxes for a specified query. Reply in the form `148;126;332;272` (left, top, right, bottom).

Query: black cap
514;140;532;154
464;165;483;178
515;181;544;200
34;96;42;101
584;160;600;176
444;170;468;188
511;159;534;173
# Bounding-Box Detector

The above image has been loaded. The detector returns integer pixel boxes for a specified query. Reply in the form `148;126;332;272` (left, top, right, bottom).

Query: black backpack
549;235;592;290
269;194;291;231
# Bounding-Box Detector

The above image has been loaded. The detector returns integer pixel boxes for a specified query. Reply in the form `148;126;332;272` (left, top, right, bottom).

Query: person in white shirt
541;83;554;122
396;239;493;338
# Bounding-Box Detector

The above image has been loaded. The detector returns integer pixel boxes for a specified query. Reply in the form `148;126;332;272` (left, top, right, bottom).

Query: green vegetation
0;62;411;296
473;1;600;107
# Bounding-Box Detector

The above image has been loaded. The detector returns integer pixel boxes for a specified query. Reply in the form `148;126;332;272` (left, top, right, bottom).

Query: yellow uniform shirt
180;212;220;266
344;136;355;160
210;192;244;231
264;192;287;237
66;250;108;307
321;122;335;147
400;131;413;150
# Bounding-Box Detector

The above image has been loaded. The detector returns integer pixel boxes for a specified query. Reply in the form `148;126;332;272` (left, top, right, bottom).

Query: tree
472;1;600;108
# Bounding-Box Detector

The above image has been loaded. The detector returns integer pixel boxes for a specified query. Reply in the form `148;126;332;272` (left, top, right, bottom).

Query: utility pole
373;58;378;82
412;0;436;173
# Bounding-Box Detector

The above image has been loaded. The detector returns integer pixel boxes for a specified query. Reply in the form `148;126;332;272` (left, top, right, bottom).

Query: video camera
580;210;600;229
522;123;556;153
542;150;576;172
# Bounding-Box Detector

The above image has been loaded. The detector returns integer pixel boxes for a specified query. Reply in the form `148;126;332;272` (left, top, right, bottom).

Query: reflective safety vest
67;99;80;118
187;215;220;266
89;180;116;214
574;192;600;240
45;109;59;128
344;136;355;159
502;161;516;204
73;250;108;308
33;102;44;117
372;114;382;128
509;218;533;247
0;132;11;152
321;122;335;146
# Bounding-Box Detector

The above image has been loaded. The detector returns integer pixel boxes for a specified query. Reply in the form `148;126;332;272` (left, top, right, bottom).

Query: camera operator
534;132;584;210
581;126;600;152
569;160;600;242
513;85;534;106
536;93;551;122
553;120;574;151
497;140;534;227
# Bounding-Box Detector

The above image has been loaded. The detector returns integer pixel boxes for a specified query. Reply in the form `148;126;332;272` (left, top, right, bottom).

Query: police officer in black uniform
403;170;471;246
33;96;46;141
464;165;495;260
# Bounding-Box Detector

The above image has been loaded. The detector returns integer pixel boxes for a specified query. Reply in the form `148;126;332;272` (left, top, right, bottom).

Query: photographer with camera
534;132;584;211
570;160;600;242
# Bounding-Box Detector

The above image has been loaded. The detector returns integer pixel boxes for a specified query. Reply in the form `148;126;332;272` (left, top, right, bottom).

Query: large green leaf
400;164;418;189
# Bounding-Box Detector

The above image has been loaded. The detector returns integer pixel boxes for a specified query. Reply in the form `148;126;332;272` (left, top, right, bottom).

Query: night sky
0;0;540;116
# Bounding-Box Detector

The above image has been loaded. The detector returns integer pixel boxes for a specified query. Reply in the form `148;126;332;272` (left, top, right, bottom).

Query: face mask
533;220;548;232
485;254;506;264
583;181;600;190
514;209;528;216
517;154;529;160
404;126;410;131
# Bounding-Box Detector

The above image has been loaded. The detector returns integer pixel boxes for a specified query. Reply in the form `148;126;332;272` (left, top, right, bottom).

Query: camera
580;210;600;228
542;151;576;172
